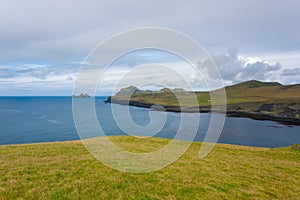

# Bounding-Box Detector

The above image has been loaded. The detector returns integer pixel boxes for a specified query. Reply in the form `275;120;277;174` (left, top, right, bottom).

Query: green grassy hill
0;136;299;199
111;80;300;120
225;80;282;90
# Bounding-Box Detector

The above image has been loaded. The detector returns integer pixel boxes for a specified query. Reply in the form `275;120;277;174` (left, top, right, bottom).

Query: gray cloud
66;76;74;81
213;48;244;81
213;49;283;84
282;67;300;76
0;69;14;78
0;64;79;79
240;62;282;81
0;0;300;64
0;48;298;95
1;0;300;95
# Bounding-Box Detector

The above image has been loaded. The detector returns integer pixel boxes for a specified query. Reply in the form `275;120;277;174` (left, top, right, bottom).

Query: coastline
0;135;271;149
105;97;300;125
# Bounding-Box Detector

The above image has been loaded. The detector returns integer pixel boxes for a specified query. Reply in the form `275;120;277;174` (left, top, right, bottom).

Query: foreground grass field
0;136;299;199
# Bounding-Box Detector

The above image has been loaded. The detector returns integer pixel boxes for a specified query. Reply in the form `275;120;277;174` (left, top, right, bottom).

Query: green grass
1;136;299;199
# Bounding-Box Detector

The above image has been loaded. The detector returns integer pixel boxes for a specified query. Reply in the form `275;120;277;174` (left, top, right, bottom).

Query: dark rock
259;103;274;112
72;93;90;98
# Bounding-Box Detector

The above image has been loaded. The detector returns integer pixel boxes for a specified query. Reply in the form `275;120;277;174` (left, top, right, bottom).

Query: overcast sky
0;0;300;95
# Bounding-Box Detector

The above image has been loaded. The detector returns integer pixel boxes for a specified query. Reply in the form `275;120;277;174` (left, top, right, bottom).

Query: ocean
0;96;300;147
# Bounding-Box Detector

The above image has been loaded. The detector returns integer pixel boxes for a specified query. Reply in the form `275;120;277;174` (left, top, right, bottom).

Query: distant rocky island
72;93;90;98
106;80;300;125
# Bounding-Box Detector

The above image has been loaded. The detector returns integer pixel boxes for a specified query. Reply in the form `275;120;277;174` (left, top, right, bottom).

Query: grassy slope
113;80;300;115
1;136;300;199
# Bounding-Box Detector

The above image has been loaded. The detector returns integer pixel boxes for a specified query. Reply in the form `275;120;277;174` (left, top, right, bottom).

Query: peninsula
106;80;300;125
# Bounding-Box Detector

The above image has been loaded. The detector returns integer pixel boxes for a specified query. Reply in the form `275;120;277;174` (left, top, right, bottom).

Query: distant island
72;93;90;98
106;80;300;125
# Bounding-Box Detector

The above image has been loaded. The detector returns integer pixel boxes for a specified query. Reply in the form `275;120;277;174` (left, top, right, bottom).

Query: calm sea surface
0;96;299;147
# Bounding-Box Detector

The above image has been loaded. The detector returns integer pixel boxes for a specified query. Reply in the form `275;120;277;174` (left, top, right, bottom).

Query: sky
0;0;300;95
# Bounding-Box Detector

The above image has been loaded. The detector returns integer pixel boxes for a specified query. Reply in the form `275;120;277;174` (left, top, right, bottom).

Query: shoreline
0;135;280;149
106;97;300;126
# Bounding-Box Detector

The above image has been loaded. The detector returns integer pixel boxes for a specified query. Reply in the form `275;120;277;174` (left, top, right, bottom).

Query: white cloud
211;49;294;85
1;48;300;95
